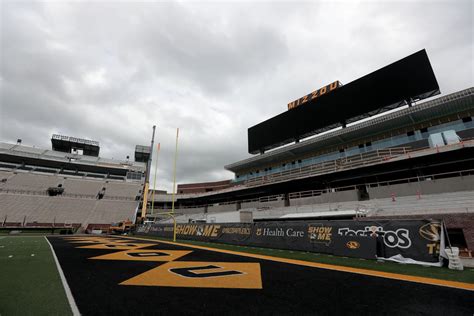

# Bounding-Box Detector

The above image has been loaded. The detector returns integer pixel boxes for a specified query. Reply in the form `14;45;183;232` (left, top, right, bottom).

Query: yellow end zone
121;261;262;289
118;236;474;291
62;236;263;289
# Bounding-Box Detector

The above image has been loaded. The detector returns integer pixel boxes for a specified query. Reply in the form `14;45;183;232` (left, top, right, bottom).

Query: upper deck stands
226;87;474;174
0;142;146;178
0;170;142;200
2;173;62;191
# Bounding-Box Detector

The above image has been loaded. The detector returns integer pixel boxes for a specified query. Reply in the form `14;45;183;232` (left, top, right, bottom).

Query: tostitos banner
136;220;443;266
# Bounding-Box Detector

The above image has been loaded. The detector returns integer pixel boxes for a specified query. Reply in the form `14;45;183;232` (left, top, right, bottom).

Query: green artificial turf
134;235;474;284
0;236;72;316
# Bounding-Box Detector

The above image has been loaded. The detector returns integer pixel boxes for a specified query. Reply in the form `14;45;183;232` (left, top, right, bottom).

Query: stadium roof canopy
225;87;474;173
0;142;146;172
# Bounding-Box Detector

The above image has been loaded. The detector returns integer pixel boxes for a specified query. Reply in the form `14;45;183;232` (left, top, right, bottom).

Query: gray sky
1;1;473;192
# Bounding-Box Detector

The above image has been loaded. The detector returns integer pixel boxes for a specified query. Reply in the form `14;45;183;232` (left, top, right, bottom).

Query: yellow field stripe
117;235;474;291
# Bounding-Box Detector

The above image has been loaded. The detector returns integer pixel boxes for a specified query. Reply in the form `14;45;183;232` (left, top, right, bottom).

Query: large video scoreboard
248;49;440;154
51;134;100;156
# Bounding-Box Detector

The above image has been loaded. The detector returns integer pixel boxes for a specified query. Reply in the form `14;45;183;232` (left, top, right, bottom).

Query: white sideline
44;236;81;316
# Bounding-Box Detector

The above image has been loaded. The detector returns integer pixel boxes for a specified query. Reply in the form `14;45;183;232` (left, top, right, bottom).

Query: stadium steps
79;201;101;230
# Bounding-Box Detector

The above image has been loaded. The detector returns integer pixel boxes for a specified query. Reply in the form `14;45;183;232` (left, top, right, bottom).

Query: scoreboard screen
248;49;439;154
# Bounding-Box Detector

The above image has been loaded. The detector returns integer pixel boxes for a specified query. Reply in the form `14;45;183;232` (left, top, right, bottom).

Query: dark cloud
1;1;472;192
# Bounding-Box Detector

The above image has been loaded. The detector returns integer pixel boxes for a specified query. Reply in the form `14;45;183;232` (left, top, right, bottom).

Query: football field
1;235;473;315
0;236;71;315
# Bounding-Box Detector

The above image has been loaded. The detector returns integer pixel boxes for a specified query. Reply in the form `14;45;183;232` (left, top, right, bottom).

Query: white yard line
44;236;81;316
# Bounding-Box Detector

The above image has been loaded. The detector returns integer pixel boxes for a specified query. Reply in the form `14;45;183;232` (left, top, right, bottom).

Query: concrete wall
173;207;206;215
241;199;285;209
368;175;474;199
207;204;237;213
289;190;359;207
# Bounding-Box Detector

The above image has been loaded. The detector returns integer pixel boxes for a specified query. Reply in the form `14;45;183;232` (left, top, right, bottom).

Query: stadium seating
2;173;62;191
149;188;474;224
366;175;474;199
104;182;141;198
63;178;105;196
249;190;474;220
83;200;137;225
0;170;141;199
0;169;142;228
0;170;13;180
0;193;137;226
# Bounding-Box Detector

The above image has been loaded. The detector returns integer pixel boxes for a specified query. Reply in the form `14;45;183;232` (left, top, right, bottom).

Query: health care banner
136;220;442;265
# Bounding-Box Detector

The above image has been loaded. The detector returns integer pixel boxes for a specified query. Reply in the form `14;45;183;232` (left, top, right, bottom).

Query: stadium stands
0;139;145;230
146;87;473;258
63;178;105;196
1;170;142;199
105;182;142;198
177;179;234;194
2;173;62;191
0;193;137;226
226;88;474;182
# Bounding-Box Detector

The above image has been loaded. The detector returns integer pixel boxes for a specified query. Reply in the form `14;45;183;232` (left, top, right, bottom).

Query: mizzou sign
287;81;341;110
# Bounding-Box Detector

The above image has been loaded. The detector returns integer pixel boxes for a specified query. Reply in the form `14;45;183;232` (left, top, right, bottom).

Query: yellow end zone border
115;235;474;291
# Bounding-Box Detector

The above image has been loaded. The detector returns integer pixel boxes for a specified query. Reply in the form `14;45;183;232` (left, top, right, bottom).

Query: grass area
0;229;76;235
134;235;474;284
0;236;72;316
0;230;54;235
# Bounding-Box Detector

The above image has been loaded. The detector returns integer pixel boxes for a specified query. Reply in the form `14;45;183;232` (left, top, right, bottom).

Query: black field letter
170;265;243;278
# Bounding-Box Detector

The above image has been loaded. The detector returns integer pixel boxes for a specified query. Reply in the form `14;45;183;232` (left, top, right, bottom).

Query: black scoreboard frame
248;49;440;154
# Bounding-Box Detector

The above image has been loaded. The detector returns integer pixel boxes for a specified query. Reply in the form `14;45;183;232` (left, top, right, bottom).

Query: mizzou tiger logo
419;222;441;242
346;241;360;249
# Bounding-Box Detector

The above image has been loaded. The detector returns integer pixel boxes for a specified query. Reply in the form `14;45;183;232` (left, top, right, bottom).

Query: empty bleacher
0;193;137;226
63;178;104;196
367;175;474;199
83;200;138;226
0;170;142;200
0;170;13;180
105;182;141;198
2;173;62;191
0;169;142;228
249;190;474;220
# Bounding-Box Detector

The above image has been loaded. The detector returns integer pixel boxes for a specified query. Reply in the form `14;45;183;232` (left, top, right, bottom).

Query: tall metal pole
140;125;156;220
171;128;179;242
151;143;160;217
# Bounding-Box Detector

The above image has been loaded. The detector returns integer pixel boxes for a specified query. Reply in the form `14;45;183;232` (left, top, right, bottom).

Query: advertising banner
136;219;441;265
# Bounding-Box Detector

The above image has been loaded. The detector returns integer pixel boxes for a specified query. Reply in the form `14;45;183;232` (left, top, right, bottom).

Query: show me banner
136;220;441;263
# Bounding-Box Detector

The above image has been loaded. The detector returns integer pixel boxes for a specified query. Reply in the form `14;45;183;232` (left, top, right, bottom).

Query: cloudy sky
1;0;473;192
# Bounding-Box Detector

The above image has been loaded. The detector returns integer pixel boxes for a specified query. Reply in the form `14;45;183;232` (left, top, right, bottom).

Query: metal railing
244;147;410;187
145;168;474;212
